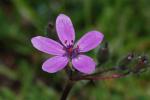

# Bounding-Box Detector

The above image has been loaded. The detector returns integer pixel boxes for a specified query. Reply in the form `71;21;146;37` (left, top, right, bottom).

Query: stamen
68;48;73;54
71;40;74;43
77;45;79;49
74;45;79;54
64;40;67;44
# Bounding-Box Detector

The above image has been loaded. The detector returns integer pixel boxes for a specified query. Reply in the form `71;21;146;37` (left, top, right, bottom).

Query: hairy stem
60;80;75;100
86;67;116;76
71;72;130;81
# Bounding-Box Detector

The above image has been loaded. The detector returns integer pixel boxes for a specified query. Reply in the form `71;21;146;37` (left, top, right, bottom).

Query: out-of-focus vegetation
0;0;150;100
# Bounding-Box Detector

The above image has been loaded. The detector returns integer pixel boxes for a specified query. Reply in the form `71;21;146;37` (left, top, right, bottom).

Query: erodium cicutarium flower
31;14;104;74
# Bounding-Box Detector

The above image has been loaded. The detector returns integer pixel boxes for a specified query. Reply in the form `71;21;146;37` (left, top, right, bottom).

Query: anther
77;45;79;49
64;40;67;44
71;40;74;43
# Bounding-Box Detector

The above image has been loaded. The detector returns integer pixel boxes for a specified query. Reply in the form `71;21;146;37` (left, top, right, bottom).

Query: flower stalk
60;80;75;100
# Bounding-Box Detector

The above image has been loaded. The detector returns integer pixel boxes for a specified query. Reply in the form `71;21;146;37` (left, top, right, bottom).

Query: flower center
64;40;79;58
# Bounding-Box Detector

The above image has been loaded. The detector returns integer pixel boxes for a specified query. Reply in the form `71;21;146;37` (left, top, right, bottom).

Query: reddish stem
71;73;129;81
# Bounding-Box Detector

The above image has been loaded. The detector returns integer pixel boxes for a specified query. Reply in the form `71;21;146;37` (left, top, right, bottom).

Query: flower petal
76;31;104;52
31;36;65;55
42;56;68;73
72;55;96;74
56;14;75;46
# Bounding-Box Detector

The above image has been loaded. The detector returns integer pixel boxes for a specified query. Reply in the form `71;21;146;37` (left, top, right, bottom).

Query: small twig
71;72;130;81
88;67;116;76
75;67;116;79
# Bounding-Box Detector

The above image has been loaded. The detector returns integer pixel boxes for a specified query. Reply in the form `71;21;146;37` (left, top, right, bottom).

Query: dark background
0;0;150;100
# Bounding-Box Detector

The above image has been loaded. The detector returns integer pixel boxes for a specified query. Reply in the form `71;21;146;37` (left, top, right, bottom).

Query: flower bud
132;55;149;73
97;42;109;65
46;22;57;40
117;53;134;70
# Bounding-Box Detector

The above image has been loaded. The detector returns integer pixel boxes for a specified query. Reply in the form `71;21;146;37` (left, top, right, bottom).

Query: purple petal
56;14;75;46
42;56;68;73
72;55;96;74
31;36;65;55
76;31;104;52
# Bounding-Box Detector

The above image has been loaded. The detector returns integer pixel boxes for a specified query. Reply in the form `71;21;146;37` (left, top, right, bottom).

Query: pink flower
31;14;104;74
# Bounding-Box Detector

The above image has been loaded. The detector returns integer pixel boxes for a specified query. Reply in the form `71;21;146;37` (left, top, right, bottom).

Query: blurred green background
0;0;150;100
